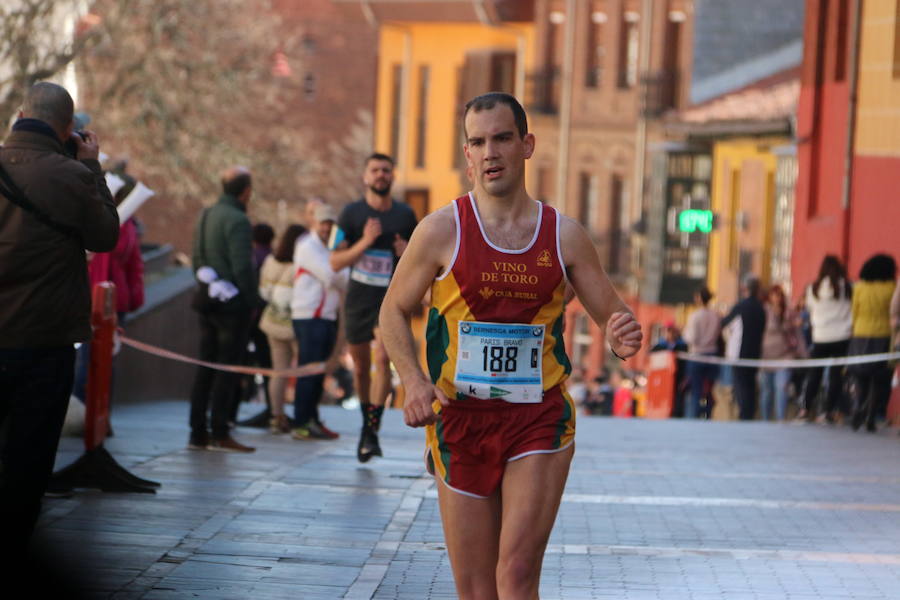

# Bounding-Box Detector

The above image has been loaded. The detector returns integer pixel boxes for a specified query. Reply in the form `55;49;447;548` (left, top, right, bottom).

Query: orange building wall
854;0;900;156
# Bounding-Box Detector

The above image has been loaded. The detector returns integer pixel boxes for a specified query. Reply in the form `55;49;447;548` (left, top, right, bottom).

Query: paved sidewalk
37;400;900;599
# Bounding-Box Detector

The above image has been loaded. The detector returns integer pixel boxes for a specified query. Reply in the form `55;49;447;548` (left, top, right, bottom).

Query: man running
379;93;642;598
330;153;418;462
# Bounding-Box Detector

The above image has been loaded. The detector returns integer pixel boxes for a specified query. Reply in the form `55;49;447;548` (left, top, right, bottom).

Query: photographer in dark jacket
0;82;119;552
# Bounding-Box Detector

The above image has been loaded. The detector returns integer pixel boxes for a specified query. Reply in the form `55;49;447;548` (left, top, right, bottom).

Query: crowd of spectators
571;254;898;431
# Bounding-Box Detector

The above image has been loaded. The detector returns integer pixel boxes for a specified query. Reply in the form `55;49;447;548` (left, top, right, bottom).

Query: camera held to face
64;130;88;158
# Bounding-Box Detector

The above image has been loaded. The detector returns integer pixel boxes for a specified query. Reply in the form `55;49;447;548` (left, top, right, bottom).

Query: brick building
652;0;806;307
525;0;695;377
273;0;379;208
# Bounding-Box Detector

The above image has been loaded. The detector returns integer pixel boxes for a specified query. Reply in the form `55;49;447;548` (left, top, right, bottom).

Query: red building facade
792;0;900;292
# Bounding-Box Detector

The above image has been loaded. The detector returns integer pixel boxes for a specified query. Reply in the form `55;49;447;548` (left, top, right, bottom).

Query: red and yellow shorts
424;385;576;498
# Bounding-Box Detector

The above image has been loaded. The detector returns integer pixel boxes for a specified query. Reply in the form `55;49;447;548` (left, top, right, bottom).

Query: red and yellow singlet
424;193;575;497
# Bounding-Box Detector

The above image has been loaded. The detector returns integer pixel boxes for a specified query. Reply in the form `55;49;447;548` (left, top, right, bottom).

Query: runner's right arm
379;208;454;427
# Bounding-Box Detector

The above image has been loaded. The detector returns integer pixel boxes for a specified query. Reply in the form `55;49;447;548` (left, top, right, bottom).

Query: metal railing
641;70;680;117
525;67;561;115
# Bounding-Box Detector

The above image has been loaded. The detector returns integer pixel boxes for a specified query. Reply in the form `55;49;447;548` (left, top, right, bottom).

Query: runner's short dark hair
365;152;394;167
463;92;528;138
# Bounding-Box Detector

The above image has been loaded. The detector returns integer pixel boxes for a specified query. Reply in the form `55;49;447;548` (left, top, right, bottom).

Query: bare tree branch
0;0;117;123
5;0;375;251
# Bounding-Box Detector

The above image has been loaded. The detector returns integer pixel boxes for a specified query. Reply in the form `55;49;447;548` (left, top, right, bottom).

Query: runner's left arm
559;215;643;359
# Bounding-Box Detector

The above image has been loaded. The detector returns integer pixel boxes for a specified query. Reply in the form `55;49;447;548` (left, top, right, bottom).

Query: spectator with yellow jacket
848;254;896;432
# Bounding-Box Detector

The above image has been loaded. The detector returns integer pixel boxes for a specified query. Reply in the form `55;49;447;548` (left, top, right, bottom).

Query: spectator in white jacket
801;255;853;422
291;204;349;440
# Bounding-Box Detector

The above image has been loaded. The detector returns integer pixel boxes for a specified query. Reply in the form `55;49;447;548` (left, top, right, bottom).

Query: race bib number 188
454;321;544;403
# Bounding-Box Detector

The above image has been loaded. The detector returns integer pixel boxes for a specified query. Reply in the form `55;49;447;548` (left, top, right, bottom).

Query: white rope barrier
674;351;900;369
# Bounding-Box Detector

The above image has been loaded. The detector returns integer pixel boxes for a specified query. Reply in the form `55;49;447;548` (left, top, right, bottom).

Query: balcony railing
641;70;680;118
525;67;561;115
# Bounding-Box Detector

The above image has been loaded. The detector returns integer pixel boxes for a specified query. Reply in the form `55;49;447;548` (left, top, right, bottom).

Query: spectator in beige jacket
259;224;307;434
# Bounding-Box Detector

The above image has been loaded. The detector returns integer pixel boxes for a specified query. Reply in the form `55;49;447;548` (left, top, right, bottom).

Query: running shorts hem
436;474;491;499
507;439;574;463
344;305;379;345
424;385;576;498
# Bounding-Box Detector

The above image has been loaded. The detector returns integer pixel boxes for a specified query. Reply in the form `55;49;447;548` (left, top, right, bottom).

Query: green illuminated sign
678;209;713;233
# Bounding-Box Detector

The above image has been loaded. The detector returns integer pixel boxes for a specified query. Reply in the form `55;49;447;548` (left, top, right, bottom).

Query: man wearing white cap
290;203;348;439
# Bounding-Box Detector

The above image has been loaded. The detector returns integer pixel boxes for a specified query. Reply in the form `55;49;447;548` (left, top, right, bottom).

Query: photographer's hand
74;129;100;161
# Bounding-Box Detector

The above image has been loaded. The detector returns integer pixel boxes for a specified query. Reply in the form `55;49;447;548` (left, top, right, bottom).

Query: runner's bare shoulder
408;204;457;268
556;212;592;269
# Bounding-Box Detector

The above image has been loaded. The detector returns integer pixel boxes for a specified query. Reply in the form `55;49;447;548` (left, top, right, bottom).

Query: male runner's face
464;104;534;198
363;159;394;196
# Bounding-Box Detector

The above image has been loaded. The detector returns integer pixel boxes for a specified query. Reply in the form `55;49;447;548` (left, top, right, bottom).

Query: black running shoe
357;427;383;463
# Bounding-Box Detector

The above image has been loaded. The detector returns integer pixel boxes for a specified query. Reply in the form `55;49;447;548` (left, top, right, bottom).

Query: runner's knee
455;582;500;600
450;568;500;600
496;552;540;596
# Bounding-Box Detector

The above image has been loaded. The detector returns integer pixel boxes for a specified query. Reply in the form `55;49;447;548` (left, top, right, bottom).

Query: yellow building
331;1;535;375
668;74;799;307
706;136;783;306
353;1;535;216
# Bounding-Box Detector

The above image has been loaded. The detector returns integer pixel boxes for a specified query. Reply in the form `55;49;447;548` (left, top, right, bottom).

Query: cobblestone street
38;401;900;599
